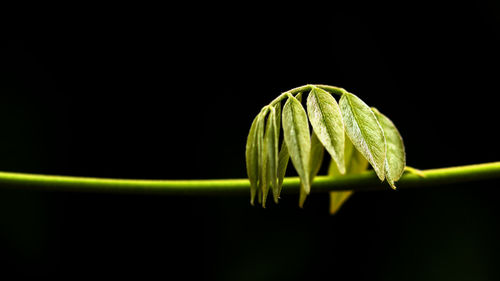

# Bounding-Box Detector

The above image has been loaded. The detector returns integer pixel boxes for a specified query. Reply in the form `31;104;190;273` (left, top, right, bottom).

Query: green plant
0;84;499;214
246;84;406;213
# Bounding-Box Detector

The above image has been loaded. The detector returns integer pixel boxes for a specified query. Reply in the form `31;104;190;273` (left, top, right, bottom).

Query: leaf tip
261;190;269;208
338;163;346;175
298;200;306;208
299;189;308;208
371;107;380;114
388;179;397;190
375;168;386;182
250;189;257;206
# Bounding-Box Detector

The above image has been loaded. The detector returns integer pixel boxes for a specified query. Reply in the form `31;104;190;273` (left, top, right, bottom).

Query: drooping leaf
282;95;311;198
345;139;370;175
245;111;259;205
299;131;325;207
307;87;345;174
328;133;353;176
257;109;269;205
275;93;303;202
309;131;325;182
274;102;281;137
276;140;289;202
258;110;269;206
328;135;369;214
245;108;267;205
339;92;386;181
329;192;353;215
372;107;406;189
271;103;283;203
262;107;279;207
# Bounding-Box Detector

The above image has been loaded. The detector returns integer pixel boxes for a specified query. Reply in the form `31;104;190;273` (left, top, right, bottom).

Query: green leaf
309;131;325;182
257;111;269;206
299;131;325;207
328;136;369;214
245;114;258;205
282;95;311;198
274;101;282;137
271;103;284;203
329;192;353;215
339;92;386;181
372;107;406;189
307;87;345;174
346;139;370;175
275;93;303;203
276;140;289;202
262;107;279;207
328;133;353;176
245;108;267;205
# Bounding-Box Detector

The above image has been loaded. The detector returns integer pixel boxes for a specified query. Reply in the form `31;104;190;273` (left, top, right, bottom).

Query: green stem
315;84;347;96
269;84;346;106
269;85;312;105
0;162;499;195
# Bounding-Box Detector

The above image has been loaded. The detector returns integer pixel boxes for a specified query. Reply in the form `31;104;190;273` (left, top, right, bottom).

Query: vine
0;84;499;214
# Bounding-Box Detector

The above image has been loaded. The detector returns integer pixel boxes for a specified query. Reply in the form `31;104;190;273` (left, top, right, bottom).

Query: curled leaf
282;95;311;199
372;107;405;189
307;87;345;174
339;92;386;181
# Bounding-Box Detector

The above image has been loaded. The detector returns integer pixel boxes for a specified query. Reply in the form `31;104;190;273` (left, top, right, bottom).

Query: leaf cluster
246;85;405;208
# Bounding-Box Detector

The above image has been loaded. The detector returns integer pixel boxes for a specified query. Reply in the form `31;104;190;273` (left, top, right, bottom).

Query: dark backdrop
1;3;500;280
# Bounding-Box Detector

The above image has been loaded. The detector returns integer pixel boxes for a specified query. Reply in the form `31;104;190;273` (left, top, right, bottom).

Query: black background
1;3;500;280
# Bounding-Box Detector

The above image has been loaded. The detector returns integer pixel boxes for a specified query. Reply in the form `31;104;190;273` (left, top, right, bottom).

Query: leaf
309;132;325;183
372;107;406;189
328;135;369;214
282;95;311;198
307;87;345;174
245;112;259;205
258;110;269;206
346;138;370;174
329;192;353;215
328;133;353;176
245;108;267;205
271;103;284;203
339;92;386;181
299;131;325;207
262;107;279;207
276;140;289;202
275;93;303;203
274;101;282;137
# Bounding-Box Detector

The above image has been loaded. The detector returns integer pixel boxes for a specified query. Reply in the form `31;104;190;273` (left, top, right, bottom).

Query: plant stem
269;85;312;105
0;162;499;195
268;84;346;107
315;84;347;96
